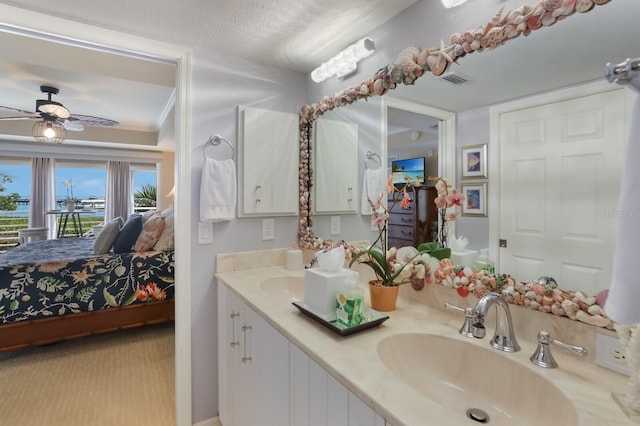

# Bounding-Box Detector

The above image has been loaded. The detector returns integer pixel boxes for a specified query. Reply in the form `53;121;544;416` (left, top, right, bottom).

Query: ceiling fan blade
0;116;39;121
62;120;84;131
66;114;119;127
0;105;40;117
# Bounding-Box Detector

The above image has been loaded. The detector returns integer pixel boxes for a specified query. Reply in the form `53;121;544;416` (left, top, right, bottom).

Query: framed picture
461;144;487;179
461;183;487;217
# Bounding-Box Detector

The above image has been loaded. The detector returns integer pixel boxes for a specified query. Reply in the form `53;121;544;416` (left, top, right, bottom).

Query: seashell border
297;0;613;327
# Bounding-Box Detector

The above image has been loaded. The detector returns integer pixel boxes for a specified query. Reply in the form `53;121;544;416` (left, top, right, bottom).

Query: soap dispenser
336;277;364;327
473;249;495;274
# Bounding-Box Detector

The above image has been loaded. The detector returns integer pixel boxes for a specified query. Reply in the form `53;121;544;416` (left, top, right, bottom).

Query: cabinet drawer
388;214;414;226
388;201;414;214
387;237;413;249
388;225;414;240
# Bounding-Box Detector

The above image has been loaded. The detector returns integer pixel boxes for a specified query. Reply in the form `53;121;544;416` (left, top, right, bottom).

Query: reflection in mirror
313;116;358;214
298;0;635;328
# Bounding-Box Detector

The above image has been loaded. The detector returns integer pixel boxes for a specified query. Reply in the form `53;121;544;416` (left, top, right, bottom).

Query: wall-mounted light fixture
441;0;470;8
311;37;375;83
32;119;67;144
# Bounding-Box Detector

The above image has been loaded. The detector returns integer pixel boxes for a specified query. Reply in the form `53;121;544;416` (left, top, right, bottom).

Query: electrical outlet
262;218;275;241
595;333;632;376
330;216;340;235
197;221;213;244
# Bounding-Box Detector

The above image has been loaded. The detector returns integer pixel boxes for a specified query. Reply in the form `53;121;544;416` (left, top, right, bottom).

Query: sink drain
466;408;490;423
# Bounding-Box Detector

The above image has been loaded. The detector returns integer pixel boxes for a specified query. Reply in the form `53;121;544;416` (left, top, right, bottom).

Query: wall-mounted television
391;157;426;185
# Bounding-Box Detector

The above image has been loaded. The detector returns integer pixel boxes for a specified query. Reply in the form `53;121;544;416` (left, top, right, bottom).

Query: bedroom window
132;166;158;212
0;162;30;252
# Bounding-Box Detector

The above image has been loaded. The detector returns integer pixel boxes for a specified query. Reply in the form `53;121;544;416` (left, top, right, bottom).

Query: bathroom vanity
216;249;633;426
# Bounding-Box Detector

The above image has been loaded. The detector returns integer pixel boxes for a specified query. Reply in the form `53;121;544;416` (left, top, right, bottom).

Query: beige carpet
0;323;175;426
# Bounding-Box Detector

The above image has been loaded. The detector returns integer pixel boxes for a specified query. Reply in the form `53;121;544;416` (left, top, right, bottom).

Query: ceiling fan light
32;120;66;144
38;103;70;119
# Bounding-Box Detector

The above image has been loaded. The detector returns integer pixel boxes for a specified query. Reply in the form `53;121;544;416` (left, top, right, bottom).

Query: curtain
29;157;56;239
105;161;131;223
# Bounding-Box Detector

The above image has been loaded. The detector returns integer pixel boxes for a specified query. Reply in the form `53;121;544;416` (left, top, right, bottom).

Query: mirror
298;1;638;299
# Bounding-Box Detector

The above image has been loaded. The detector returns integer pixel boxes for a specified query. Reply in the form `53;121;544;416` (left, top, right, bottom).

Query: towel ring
365;150;382;170
203;135;235;160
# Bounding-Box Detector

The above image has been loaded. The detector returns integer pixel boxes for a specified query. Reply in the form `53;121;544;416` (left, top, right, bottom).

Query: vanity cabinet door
217;284;244;426
238;105;299;217
218;284;290;426
289;344;385;426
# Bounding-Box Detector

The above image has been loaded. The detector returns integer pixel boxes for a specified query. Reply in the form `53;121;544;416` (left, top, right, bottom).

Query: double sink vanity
216;248;632;425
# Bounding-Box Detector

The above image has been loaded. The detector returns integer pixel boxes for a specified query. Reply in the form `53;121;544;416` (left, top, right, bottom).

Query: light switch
198;221;213;244
331;216;340;235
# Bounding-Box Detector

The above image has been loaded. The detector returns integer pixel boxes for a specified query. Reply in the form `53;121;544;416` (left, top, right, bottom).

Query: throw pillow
141;209;158;224
112;214;143;253
134;212;166;252
93;216;124;255
154;209;175;251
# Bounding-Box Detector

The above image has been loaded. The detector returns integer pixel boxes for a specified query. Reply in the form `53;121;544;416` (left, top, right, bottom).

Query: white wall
189;47;307;422
454;107;490;250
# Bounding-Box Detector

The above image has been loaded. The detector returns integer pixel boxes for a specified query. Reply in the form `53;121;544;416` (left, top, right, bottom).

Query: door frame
0;5;193;425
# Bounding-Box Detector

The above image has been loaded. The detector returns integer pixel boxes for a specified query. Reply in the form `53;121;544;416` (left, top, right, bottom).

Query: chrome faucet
471;292;520;352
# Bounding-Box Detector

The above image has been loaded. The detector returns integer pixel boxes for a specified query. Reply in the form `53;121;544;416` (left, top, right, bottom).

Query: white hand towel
606;84;640;324
200;157;236;222
361;168;385;215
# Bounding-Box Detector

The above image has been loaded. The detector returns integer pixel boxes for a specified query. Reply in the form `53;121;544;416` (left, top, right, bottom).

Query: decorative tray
292;301;389;336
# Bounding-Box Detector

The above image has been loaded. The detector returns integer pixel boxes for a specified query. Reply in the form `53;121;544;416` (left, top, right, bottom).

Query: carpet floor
0;323;175;426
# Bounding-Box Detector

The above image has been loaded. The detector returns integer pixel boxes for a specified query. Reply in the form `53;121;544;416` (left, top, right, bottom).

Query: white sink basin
377;333;578;426
260;276;304;300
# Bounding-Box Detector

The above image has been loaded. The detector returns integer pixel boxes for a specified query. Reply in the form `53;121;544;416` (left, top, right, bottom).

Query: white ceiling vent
438;72;468;85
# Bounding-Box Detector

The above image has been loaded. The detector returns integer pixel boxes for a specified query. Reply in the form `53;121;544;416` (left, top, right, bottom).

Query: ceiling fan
0;85;119;143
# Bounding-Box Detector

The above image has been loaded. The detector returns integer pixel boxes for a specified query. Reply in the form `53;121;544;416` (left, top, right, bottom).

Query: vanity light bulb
441;0;470;8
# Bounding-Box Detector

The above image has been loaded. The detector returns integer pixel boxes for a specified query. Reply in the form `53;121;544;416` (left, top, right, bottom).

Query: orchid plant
62;179;74;203
349;175;430;287
431;176;464;248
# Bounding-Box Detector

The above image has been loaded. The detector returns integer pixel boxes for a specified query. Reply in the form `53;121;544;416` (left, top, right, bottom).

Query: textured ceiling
0;0;637;149
0;0;418;73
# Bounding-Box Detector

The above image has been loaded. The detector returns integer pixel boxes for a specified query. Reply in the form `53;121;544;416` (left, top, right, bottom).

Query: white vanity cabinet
238;105;299;217
218;282;390;426
218;284;289;426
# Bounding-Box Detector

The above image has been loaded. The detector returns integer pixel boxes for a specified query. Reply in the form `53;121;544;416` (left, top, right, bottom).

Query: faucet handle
444;303;475;338
530;330;588;368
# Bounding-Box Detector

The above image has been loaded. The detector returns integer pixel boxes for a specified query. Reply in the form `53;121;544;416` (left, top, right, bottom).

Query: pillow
134;212;166;252
93;217;124;255
141;209;158;224
153;209;175;251
112;214;143;253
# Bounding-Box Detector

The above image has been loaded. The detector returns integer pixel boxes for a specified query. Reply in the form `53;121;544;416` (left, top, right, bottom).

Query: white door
498;88;625;295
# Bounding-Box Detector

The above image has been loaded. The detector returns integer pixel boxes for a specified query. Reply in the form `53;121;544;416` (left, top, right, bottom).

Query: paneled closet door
498;88;625;294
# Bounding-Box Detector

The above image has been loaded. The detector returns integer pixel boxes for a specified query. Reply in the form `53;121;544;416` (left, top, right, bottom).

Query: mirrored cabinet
238;106;298;217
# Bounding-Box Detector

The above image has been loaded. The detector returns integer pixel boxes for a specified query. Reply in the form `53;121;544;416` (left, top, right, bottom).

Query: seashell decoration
297;0;612;327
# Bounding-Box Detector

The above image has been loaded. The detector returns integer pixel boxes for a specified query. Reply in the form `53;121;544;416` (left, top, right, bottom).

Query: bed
0;237;175;352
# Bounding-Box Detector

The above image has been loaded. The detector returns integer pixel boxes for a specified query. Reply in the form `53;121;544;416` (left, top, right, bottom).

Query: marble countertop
216;265;633;426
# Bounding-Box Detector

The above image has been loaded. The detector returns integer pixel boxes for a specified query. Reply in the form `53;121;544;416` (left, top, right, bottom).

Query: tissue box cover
451;249;478;268
305;268;358;321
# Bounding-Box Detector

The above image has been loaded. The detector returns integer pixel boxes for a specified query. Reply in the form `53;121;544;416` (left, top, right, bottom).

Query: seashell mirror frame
296;0;616;329
298;0;611;251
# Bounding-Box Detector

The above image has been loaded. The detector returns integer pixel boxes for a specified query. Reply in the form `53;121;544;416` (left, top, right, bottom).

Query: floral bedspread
0;238;174;324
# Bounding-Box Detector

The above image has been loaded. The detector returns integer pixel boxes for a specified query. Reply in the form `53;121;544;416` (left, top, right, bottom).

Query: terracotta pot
368;280;400;312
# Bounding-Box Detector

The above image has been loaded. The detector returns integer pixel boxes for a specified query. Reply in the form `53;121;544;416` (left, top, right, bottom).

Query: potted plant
349;175;433;311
